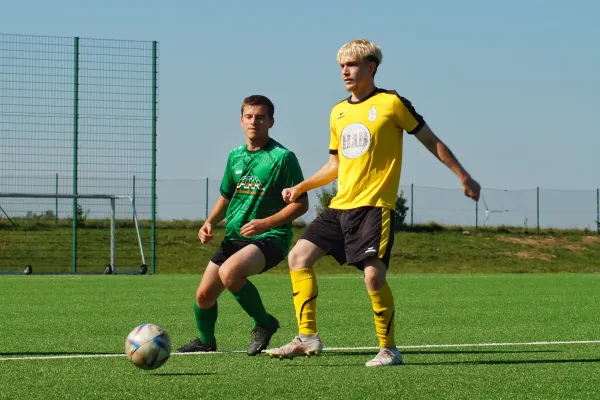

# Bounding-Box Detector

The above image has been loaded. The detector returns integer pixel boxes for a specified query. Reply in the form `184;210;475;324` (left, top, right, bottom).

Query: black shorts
210;239;285;273
300;206;395;270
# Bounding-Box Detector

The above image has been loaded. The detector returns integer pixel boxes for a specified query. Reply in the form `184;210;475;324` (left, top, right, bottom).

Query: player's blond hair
336;39;383;67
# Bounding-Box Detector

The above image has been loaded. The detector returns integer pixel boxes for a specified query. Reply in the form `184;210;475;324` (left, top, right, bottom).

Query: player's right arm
199;196;229;243
282;154;338;203
282;110;340;203
200;151;236;243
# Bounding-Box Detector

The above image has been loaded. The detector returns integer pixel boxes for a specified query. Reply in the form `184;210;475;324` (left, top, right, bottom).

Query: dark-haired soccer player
176;95;308;356
266;39;480;366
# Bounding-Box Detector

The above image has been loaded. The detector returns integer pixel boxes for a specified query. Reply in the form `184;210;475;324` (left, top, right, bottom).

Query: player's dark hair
241;95;275;120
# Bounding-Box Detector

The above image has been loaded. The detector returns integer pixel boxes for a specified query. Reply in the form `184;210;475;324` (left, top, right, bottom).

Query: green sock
194;301;217;343
231;280;270;327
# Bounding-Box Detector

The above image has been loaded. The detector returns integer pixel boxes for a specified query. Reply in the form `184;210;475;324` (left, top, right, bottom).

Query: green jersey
219;138;305;256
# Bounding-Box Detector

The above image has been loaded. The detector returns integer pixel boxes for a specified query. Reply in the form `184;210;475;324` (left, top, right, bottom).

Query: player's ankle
384;346;400;355
299;332;319;340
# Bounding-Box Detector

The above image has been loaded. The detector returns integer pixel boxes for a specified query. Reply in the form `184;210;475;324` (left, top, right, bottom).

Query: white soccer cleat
265;334;324;359
365;347;404;367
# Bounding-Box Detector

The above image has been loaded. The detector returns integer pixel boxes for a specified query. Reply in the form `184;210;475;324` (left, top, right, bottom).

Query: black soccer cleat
174;338;217;353
247;315;280;356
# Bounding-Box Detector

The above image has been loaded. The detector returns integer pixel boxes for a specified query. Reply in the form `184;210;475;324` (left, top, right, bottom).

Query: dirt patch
497;236;583;251
503;251;556;261
582;236;600;244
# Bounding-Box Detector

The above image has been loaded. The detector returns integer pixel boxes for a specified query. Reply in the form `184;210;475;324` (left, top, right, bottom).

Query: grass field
1;225;600;274
1;273;599;399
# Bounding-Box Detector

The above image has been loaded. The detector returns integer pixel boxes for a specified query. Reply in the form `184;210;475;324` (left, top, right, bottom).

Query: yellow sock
368;282;396;348
290;268;318;336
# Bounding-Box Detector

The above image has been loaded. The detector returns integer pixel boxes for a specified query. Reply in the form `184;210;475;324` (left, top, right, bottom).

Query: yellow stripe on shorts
378;208;391;258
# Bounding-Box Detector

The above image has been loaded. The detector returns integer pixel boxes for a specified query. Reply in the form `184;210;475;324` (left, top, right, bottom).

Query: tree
43;210;55;220
314;182;338;215
76;202;90;226
394;190;409;229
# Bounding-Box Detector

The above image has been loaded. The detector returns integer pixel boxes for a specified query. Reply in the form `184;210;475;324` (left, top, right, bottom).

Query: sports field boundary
2;339;599;362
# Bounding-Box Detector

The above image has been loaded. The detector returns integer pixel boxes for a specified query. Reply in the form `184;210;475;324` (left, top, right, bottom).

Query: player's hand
198;222;213;244
462;176;481;202
240;219;268;237
282;186;302;204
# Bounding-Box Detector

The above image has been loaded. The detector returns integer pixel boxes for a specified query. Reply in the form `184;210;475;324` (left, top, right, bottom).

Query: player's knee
288;246;309;271
363;264;386;290
363;268;377;285
218;266;241;291
195;287;216;308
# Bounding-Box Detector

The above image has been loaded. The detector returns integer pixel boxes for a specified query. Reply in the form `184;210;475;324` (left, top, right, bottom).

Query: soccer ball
125;323;172;370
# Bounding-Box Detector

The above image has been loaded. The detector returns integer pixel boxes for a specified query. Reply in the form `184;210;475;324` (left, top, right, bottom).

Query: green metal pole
132;175;136;222
410;183;414;226
596;188;599;235
536;186;540;234
72;37;80;273
205;177;209;220
55;173;58;225
151;41;158;275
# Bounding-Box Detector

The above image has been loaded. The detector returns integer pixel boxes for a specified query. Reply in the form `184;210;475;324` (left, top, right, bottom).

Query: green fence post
72;37;80;273
536;186;540;234
151;41;158;275
596;188;599;235
410;183;414;226
132;175;136;222
55;173;59;225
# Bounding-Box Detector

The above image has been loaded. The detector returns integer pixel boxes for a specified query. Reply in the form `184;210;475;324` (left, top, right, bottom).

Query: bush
314;182;338;215
394;190;409;229
76;203;90;226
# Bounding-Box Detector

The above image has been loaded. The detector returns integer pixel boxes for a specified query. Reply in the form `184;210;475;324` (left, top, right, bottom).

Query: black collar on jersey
347;87;381;105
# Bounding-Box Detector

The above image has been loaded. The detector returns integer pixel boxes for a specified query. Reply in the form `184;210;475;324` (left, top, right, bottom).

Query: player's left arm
256;196;309;229
392;94;480;201
240;196;308;237
414;124;481;201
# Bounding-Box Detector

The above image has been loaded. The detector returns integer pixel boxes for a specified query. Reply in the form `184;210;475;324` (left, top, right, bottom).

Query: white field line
1;340;599;362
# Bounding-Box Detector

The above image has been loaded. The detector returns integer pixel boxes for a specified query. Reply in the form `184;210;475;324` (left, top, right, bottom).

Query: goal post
0;33;158;274
0;193;147;275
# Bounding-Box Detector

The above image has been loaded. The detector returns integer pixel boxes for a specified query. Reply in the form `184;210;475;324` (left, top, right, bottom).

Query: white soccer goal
0;193;147;275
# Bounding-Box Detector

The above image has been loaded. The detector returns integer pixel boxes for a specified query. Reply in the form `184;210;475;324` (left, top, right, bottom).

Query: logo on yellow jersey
368;106;377;121
341;123;371;159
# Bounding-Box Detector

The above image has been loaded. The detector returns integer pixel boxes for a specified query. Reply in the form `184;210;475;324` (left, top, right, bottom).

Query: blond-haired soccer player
266;39;481;367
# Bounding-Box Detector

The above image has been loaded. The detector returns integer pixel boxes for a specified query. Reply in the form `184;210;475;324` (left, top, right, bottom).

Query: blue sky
2;0;599;196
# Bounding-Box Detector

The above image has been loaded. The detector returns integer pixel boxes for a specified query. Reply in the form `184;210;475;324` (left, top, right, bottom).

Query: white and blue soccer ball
125;323;171;370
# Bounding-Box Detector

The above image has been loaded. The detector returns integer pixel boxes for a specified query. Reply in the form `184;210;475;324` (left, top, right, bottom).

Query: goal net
0;193;147;274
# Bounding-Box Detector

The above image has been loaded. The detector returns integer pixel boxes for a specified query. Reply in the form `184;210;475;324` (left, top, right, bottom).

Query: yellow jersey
328;88;425;210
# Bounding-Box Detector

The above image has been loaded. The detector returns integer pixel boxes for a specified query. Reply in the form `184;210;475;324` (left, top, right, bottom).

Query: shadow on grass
152;372;216;377
275;355;600;368
410;358;600;366
326;349;560;357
